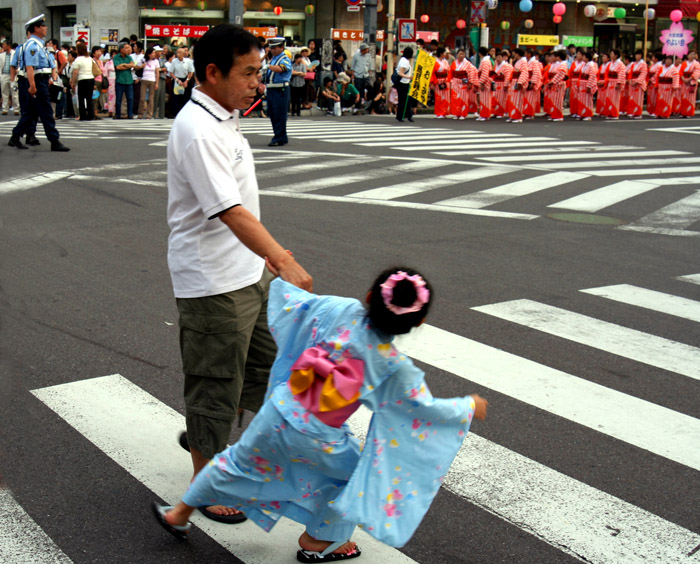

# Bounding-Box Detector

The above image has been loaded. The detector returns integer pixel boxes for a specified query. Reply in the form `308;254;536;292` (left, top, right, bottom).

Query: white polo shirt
167;87;264;298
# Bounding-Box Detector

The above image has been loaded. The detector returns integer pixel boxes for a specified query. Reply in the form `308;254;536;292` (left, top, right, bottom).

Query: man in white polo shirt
167;23;312;525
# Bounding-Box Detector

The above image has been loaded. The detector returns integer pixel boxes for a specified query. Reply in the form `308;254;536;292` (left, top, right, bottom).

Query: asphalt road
0;112;699;564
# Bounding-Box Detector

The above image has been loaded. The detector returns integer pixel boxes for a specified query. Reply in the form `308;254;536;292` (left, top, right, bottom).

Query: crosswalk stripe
448;142;618;156
677;273;700;285
472;299;700;381
395;324;700;471
0;488;74;564
31;375;417;564
434;141;596;155
357;134;521;147
479;150;688;162
347;167;512;200
395;137;556;150
590;166;700;176
581;284;700;323
0;172;73;196
640;176;700;185
548;180;660;212
256;157;376;180
261;165;408;193
293;132;517;142
433;171;588;208
618;190;700;236
532;157;700;169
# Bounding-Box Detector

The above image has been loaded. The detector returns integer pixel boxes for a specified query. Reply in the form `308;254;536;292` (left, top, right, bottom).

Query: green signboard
563;35;594;47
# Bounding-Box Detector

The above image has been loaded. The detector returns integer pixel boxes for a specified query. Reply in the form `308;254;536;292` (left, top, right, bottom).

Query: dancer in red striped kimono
646;51;662;117
672;59;683;115
568;50;584;118
506;48;529;123
541;52;553;117
430;48;451;118
477;47;493;121
596;53;610;117
492;51;512;118
604;49;626;119
656;54;680;119
626;50;648;119
448;49;476;119
577;51;598;121
524;48;543;119
679;51;700;118
544;51;568;121
620;54;633;116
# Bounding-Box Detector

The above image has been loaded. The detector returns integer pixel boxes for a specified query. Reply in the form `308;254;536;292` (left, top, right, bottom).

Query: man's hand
266;251;312;292
28;83;37;96
471;394;488;420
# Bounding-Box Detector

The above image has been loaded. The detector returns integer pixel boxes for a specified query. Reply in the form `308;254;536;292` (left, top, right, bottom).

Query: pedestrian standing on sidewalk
395;46;415;122
350;42;371;110
290;52;306;117
70;42;95;121
0;39;20;115
164;23;312;527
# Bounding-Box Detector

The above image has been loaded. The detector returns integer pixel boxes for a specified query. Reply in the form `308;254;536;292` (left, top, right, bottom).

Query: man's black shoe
268;141;284;147
8;136;28;149
26;135;41;146
51;141;70;152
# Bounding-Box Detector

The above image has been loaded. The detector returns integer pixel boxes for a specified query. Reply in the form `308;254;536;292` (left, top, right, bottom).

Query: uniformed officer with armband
263;37;291;147
10;29;40;146
8;14;69;151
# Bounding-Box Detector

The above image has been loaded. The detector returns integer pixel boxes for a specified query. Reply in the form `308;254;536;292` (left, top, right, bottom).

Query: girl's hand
471;394;488;420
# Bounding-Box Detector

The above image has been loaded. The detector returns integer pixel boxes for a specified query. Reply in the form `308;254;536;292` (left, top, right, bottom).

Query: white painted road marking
619;190;700;236
677;273;700;285
548;180;661;212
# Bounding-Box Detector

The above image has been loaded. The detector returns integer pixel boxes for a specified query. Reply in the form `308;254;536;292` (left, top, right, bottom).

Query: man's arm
26;66;36;95
218;206;312;291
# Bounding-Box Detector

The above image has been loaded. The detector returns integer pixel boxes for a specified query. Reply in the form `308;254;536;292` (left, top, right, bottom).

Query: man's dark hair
1;38;10;47
130;34;138;42
120;37;130;43
416;38;424;46
194;24;259;83
479;46;488;56
557;50;567;60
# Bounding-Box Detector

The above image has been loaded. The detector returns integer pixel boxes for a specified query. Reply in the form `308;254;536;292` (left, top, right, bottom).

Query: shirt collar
190;87;236;122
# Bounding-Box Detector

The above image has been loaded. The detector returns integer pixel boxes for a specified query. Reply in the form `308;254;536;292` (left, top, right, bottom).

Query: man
506;47;529;123
170;47;194;117
679;51;700;118
350;42;371;110
167;23;312;525
153;46;167;119
476;46;493;121
113;42;135;119
8;14;69;151
263;37;291;146
131;41;146;116
0;39;19;115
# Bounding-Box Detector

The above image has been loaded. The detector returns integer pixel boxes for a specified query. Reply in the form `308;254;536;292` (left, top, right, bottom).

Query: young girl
153;267;488;562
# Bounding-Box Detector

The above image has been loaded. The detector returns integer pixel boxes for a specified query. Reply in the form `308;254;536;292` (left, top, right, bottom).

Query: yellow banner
409;50;434;105
517;34;560;46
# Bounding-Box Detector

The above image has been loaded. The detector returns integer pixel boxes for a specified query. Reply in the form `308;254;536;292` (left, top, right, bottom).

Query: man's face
568;46;576;55
2;42;9;53
33;23;48;39
210;49;261;112
271;45;283;57
177;48;184;60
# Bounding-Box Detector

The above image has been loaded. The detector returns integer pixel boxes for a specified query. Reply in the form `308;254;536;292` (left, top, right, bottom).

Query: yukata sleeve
329;362;475;547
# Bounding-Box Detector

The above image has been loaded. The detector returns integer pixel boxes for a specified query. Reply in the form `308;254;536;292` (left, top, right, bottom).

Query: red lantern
162;0;173;5
420;14;430;23
273;6;283;15
553;14;562;23
456;19;466;29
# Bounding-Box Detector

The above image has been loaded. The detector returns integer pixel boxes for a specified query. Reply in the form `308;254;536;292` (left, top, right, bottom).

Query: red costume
596;61;610;116
492;61;512;117
568;59;584;117
604;59;626;118
646;61;662;117
577;60;598;120
626;59;648;118
506;57;529;121
431;58;451;117
448;58;477;118
679;59;700;117
477;57;494;119
524;56;543;118
544;60;568;120
656;63;680;118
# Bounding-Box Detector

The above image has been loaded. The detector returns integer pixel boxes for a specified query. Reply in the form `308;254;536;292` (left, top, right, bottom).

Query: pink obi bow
288;346;364;428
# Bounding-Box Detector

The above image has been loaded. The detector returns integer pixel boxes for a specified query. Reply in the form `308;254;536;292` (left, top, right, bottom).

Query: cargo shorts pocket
179;312;245;378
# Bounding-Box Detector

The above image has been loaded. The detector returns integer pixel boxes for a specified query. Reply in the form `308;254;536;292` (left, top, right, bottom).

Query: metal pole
386;0;396;99
229;0;244;26
643;0;649;61
410;0;416;20
364;0;378;84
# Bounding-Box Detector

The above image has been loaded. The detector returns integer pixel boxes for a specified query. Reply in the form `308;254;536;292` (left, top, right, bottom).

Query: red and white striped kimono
507;57;529;121
626;59;648;118
492;61;512;117
672;62;683;115
596;61;610;116
544;60;567;119
478;57;493;119
448;58;477;117
620;62;633;115
656;63;680;118
679;59;700;117
577;61;598;119
568;59;584;117
604;59;626;118
646;61;662;116
431;57;451;117
524;56;543;118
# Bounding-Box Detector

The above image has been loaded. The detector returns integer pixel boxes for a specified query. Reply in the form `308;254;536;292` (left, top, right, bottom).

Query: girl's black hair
367;267;433;335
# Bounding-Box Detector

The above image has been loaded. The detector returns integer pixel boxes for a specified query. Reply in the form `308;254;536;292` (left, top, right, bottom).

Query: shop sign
332;29;385;41
99;28;120;44
660;23;694;58
245;11;306;20
145;24;209;37
141;8;224;18
562;35;593;47
246;27;278;38
517;34;560;46
417;31;439;42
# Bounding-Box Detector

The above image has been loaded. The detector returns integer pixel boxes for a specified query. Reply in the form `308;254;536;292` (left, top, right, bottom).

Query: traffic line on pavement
471;299;700;381
532;157;700;169
677;273;700;285
581;284;700;323
357;134;520;147
434;171;588;209
395;137;557;150
0;172;74;196
348;167;512;200
256;157;376;180
31;375;417;564
479;150;688;162
548;180;661;212
0;488;74;564
396;323;700;472
290;131;506;141
454;143;623;156
590;166;700;177
618;190;700;236
434;141;597;155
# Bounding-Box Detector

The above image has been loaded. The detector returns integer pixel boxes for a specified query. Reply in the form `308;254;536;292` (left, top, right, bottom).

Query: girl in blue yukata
153;267;488;562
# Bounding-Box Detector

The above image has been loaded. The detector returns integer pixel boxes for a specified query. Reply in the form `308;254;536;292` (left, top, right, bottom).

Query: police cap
25;14;47;32
268;37;285;48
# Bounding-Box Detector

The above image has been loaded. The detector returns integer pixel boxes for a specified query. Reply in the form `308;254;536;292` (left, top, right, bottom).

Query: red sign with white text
145;24;209;38
332;29;385;41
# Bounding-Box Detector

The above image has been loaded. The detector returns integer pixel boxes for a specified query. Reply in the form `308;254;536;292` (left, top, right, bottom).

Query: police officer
8;14;69;151
10;29;40;146
263;37;291;147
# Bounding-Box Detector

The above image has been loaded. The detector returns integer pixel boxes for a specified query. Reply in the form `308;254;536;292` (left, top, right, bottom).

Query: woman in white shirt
138;47;160;119
71;42;95;121
395;47;414;122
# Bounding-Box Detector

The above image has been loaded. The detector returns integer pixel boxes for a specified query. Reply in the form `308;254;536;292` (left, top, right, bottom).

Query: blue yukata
183;278;476;547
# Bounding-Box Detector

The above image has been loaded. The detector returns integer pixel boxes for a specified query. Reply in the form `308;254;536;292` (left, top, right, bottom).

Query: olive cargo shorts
177;271;277;459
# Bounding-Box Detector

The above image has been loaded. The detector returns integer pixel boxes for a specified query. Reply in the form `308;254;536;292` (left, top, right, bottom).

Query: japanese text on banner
409;50;434;105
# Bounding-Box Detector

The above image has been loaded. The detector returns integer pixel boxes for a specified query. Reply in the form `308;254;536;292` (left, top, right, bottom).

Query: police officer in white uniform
8;14;69;151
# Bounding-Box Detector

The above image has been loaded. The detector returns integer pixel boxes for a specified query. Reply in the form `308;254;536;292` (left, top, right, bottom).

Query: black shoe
8;136;28;149
268;141;284;147
407;116;414;122
51;141;70;152
26;135;40;146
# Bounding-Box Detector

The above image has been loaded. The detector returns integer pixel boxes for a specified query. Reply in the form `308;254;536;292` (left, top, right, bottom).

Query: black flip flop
296;541;361;562
198;505;248;524
151;501;191;540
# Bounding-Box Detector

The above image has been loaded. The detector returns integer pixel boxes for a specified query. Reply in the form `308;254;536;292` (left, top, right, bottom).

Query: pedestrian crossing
11;272;699;563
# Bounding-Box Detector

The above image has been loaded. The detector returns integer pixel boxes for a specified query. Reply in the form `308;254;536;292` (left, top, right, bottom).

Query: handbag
333;100;341;116
304;71;315;80
100;75;109;90
391;69;401;86
91;59;101;77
